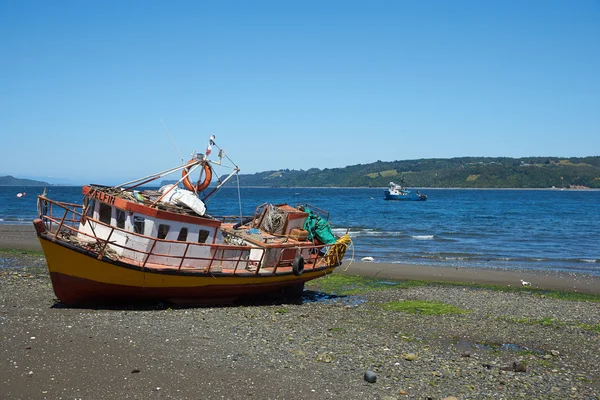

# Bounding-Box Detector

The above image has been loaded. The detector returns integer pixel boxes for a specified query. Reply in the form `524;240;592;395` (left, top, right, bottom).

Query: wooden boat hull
38;235;333;306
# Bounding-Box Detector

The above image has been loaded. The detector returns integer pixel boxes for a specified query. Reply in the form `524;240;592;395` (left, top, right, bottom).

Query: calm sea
1;186;599;276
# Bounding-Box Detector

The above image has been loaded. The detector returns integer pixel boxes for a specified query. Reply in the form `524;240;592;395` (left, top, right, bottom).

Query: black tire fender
292;255;305;276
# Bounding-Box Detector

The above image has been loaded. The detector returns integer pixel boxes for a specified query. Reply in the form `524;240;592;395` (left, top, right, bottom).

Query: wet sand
341;261;600;295
1;223;599;294
0;224;42;251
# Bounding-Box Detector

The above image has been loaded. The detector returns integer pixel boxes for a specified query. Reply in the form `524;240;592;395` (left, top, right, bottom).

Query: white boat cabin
75;186;318;271
77;186;225;268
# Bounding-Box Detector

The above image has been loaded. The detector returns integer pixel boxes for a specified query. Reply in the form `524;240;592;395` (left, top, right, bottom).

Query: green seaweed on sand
577;323;600;333
427;280;600;302
500;316;562;327
536;290;600;303
0;248;45;257
0;248;47;273
306;274;427;295
380;300;470;315
320;273;600;303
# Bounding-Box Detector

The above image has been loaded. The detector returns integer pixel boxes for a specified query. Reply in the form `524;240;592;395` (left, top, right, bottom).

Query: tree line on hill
6;157;599;189
228;156;600;189
0;176;50;186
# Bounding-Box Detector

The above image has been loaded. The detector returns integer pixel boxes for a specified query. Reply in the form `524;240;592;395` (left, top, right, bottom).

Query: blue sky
1;0;598;184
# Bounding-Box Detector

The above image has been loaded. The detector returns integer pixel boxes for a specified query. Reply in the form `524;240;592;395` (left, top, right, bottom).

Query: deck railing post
272;250;285;274
97;227;115;260
53;207;70;241
254;250;265;275
233;250;244;274
178;243;191;271
143;239;158;268
48;202;54;232
206;246;220;273
314;245;324;268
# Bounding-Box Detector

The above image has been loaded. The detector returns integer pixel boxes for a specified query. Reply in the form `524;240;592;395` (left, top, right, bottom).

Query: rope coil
321;234;353;267
261;205;286;234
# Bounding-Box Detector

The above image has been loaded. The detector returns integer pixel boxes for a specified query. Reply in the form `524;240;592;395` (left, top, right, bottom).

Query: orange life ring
182;160;212;192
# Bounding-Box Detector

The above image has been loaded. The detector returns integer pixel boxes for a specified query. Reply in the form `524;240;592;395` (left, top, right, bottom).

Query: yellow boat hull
39;235;333;306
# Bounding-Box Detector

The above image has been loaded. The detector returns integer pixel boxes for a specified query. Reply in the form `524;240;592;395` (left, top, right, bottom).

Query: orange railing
37;196;334;275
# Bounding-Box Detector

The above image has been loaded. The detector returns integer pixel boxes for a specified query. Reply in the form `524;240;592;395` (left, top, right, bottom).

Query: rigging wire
236;172;243;224
160;118;184;162
210;139;239;170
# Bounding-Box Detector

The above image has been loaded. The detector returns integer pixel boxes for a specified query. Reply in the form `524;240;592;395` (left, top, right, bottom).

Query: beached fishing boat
33;137;350;306
384;180;427;201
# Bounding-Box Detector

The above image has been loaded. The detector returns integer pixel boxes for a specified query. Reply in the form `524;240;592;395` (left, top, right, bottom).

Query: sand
2;224;600;398
0;224;42;251
341;261;600;295
1;223;599;294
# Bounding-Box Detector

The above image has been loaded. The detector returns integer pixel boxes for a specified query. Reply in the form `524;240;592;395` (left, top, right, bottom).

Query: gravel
1;253;599;399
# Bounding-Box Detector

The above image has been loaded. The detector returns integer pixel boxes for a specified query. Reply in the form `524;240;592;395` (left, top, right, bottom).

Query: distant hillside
230;156;600;189
0;175;50;186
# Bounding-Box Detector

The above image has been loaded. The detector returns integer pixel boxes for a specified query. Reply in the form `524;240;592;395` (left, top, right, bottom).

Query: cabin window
157;224;170;239
133;216;145;234
116;209;126;229
198;229;210;243
99;203;112;224
177;227;188;242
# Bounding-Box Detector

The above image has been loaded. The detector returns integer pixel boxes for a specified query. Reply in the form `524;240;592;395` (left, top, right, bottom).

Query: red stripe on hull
49;272;307;307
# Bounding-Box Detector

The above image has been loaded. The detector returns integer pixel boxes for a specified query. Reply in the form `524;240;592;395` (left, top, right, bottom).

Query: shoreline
2;223;599;295
340;261;600;295
3;185;598;190
228;186;600;191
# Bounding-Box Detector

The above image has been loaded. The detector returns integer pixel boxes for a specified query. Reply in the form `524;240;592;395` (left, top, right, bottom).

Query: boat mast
113;135;244;219
201;137;241;203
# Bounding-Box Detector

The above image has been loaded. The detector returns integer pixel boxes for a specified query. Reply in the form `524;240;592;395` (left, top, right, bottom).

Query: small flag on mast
206;135;215;156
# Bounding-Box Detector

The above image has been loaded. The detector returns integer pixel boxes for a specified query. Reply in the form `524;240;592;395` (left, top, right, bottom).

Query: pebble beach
1;225;599;399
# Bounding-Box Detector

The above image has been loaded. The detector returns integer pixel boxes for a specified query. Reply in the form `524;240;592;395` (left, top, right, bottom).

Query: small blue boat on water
384;181;427;201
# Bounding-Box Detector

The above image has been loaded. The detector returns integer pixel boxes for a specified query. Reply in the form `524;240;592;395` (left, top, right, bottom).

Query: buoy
16;193;23;198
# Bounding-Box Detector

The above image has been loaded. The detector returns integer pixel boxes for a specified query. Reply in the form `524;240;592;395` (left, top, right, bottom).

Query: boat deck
220;223;310;248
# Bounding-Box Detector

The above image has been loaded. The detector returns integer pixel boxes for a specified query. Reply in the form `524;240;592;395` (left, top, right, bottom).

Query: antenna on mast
160;118;184;162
